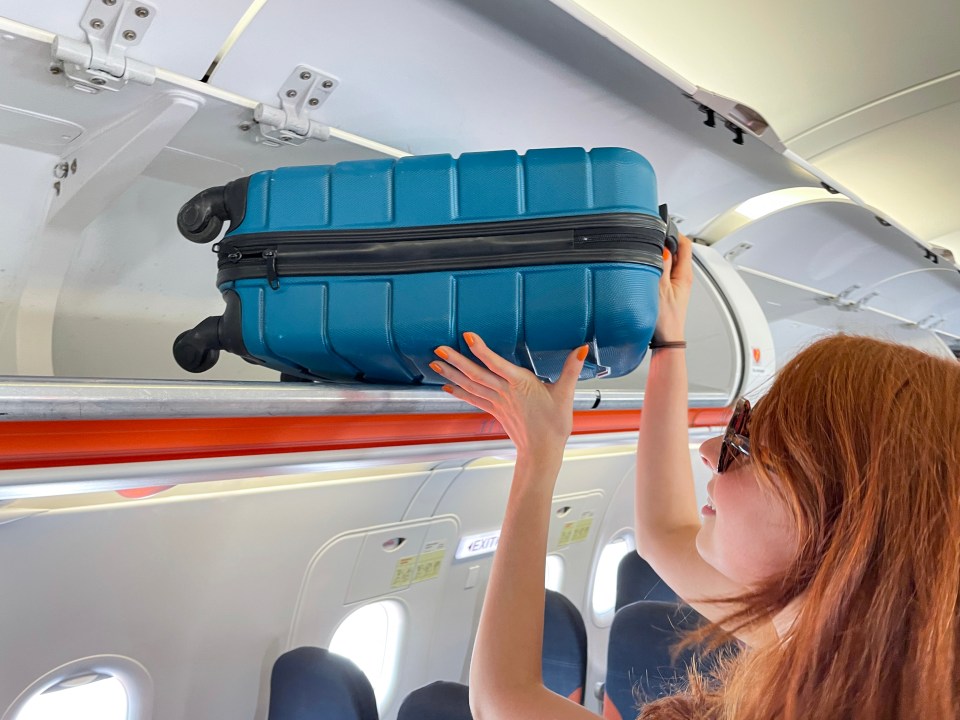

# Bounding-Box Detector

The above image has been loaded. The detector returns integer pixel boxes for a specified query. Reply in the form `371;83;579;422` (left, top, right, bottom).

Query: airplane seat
615;551;681;611
542;589;588;704
396;680;472;720
267;646;379;720
602;601;711;720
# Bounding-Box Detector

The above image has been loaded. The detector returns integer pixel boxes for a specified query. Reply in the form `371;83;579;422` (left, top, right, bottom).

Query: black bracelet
649;339;687;350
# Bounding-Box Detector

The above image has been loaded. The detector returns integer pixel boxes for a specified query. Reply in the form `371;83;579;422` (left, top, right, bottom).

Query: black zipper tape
215;213;666;285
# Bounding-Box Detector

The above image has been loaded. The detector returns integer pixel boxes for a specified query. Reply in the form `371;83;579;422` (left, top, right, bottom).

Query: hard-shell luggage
174;147;668;385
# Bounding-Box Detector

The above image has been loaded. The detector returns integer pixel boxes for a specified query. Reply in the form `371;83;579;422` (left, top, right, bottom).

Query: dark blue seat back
396;681;472;720
268;647;379;720
615;552;680;611
603;601;706;719
542;589;588;703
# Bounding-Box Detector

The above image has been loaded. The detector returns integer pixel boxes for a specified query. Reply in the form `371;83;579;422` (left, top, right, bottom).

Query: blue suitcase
174;147;668;385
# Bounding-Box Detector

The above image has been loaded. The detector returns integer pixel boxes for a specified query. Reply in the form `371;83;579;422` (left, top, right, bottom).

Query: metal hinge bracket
251;64;339;146
51;0;157;93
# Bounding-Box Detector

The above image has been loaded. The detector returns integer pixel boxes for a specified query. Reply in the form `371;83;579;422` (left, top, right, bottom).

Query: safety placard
558;512;594;548
391;541;446;588
413;541;446;584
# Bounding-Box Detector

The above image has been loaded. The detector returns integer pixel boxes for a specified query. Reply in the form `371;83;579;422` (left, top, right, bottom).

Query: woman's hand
655;232;694;342
431;333;587;462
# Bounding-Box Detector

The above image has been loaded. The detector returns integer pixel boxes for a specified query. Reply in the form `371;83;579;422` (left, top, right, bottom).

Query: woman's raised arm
431;333;601;720
635;235;775;647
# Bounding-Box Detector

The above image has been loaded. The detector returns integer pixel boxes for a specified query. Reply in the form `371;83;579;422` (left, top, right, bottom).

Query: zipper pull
264;248;280;289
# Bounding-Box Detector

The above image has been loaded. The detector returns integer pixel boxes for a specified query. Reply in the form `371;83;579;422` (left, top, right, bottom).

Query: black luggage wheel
173;316;221;372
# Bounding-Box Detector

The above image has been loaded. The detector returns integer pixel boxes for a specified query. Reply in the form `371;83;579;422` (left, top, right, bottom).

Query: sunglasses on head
717;397;751;473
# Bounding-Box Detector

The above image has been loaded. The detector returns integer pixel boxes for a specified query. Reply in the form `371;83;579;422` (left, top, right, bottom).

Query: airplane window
15;675;127;720
329;600;404;709
591;537;631;619
545;554;565;591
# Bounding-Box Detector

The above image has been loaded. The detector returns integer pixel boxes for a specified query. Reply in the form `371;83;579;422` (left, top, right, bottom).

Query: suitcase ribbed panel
225;262;660;384
230;147;659;235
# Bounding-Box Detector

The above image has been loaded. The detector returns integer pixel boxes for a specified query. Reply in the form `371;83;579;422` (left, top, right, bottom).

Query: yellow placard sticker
391;556;417;589
558;513;594;548
412;541;446;584
571;516;593;543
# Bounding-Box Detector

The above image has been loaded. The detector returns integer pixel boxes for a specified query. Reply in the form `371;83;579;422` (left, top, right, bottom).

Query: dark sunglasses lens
717;399;750;473
717;444;732;473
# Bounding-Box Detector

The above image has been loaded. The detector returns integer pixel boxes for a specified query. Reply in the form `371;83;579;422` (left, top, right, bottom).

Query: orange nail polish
442;385;454;394
435;347;449;359
429;361;443;374
463;332;477;347
663;248;671;261
576;345;588;361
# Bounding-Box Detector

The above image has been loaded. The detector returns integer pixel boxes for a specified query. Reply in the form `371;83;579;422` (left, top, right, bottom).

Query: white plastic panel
807;102;960;250
715;202;933;298
211;0;817;231
0;0;253;78
52;175;278;380
740;272;959;363
714;201;960;340
550;0;960;141
0;467;429;720
292;516;461;719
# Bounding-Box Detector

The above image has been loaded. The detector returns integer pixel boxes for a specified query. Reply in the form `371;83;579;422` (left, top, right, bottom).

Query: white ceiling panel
808;102;960;250
209;0;817;231
0;0;253;78
550;0;960;142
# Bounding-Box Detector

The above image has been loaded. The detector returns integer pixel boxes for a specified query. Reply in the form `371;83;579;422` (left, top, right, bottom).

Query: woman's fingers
673;232;693;285
461;333;528;384
660;245;674;292
554;345;588;399
442;383;494;414
430;360;499;402
434;343;506;391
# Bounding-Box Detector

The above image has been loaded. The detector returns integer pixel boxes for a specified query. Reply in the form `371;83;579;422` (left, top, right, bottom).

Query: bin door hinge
51;0;157;93
251;64;339;147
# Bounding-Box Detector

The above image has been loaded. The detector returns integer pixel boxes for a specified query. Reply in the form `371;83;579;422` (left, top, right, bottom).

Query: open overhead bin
703;196;960;360
545;0;960;257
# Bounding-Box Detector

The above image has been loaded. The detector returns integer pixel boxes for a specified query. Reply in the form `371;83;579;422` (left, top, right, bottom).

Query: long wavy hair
641;334;960;719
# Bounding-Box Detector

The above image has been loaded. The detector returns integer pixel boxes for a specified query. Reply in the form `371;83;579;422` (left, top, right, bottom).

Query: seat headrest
268;647;379;720
396;680;472;720
604;601;707;717
543;589;588;703
615;552;680;611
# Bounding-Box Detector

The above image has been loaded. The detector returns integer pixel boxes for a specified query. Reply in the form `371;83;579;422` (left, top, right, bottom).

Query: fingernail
576;345;588;361
663;248;670;261
429;361;443;374
442;385;454;394
435;347;450;359
463;332;477;347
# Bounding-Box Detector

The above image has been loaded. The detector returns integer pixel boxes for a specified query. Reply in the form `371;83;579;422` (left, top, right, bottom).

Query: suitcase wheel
177;186;228;244
173;317;222;373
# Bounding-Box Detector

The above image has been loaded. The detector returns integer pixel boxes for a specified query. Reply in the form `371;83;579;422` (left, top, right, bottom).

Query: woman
430;232;960;719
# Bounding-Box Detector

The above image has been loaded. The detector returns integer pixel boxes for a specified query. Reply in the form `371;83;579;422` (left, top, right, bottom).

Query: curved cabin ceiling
548;0;960;254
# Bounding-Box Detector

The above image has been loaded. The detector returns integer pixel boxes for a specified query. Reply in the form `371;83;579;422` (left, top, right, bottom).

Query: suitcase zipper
217;214;666;286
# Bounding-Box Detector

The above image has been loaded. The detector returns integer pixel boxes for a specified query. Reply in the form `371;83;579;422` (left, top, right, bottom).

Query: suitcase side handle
659;204;679;257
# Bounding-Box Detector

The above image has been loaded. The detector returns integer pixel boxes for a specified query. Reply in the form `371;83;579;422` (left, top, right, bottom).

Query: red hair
642;335;960;719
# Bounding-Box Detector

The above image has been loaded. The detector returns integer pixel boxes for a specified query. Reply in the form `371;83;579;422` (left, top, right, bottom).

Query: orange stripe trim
0;408;730;472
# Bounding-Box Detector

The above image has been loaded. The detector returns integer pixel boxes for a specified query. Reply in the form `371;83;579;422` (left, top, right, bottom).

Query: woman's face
696;435;798;587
